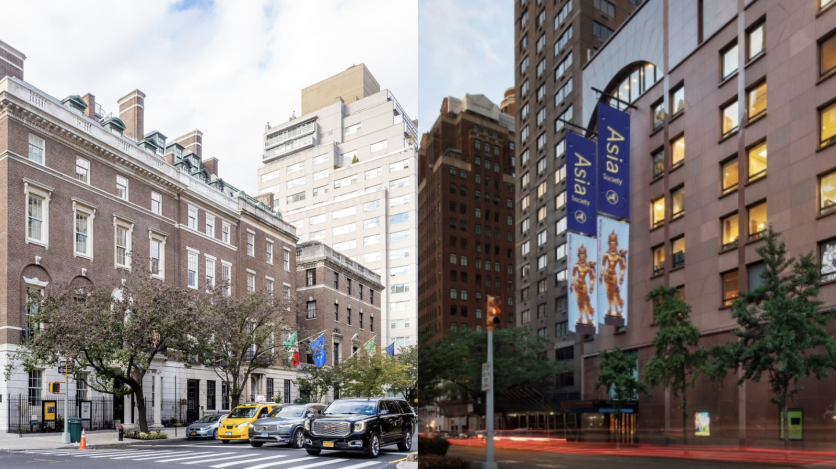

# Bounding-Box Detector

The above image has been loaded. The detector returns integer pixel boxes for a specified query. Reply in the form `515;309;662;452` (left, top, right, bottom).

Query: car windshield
196;415;221;423
324;402;376;415
269;405;305;418
228;407;258;419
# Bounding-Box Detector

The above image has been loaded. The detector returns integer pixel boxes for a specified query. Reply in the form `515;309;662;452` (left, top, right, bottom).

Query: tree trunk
682;388;688;449
134;387;149;433
783;400;789;452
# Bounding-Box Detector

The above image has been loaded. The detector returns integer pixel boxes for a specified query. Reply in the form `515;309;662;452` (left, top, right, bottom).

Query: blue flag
311;333;327;368
596;102;631;221
385;342;395;357
566;133;598;237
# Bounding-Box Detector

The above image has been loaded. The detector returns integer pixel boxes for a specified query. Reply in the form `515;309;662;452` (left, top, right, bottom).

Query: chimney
202;157;219;177
256;192;274;209
117;90;145;141
173;130;203;158
0;39;25;80
82;93;96;119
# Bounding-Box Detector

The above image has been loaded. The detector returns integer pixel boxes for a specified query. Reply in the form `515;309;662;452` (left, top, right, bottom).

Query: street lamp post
484;296;502;469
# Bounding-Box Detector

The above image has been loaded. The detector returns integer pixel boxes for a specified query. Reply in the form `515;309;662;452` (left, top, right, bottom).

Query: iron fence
6;394;114;433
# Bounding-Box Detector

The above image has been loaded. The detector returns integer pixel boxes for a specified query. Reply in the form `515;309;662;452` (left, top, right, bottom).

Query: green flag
284;331;297;351
364;336;375;354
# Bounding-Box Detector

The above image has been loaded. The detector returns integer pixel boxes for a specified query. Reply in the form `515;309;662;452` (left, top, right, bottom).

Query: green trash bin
67;417;83;443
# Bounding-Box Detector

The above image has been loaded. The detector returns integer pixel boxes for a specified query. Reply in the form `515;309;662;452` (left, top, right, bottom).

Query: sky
2;0;417;194
417;0;514;133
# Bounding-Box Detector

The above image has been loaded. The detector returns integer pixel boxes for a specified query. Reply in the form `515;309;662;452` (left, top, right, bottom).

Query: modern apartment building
257;65;419;350
0;39;322;431
417;94;516;341
513;0;640;407
577;0;836;446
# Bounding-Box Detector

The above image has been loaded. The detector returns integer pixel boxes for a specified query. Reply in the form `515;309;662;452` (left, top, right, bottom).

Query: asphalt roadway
0;436;415;469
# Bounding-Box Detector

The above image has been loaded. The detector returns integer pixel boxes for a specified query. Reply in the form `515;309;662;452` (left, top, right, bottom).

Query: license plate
323;441;334;448
225;432;232;436
261;432;269;437
190;432;196;436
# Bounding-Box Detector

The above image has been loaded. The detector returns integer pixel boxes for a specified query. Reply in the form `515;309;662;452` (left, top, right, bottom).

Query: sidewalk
0;427;183;451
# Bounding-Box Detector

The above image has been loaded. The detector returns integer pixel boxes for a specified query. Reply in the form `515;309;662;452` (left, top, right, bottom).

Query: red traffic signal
486;295;502;331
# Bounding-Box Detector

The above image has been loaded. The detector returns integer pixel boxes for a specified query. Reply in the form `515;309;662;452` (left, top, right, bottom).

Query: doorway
187;380;199;423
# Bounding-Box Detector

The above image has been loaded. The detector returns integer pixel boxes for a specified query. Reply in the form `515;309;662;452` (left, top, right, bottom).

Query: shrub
418;437;450;456
417;455;471;469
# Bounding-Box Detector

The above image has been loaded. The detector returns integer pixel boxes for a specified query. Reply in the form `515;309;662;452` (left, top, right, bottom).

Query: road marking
153;452;235;462
390;458;407;462
89;450;164;458
211;455;289;468
258;459;351;469
182;453;262;465
341;461;385;469
131;451;203;460
108;450;182;459
243;456;317;469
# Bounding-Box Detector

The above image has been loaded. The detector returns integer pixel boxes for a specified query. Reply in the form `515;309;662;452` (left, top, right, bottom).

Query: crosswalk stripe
241;456;317;469
153;452;235;463
211;455;288;468
89;450;162;458
182;453;259;465
130;451;201;461
108;450;182;459
268;459;350;469
338;462;384;469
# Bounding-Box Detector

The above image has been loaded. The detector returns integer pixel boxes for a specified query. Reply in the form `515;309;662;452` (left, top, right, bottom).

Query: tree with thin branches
594;347;650;449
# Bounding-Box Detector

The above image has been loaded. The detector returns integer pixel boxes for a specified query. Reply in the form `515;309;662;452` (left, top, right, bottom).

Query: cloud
2;0;417;194
417;0;512;131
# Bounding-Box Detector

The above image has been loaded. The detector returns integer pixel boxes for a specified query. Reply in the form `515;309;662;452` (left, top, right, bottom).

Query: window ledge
651;272;665;279
719;303;734;311
746;112;767;127
670;265;685;273
650;223;665;232
719;188;738;200
719;71;738;88
817;139;836;153
151;274;164;281
650;174;665;185
671;213;685;222
26;239;48;249
816;207;836;221
74;253;93;262
745;51;766;69
745;236;766;246
669;110;685;123
817;1;836;18
670;162;684;173
718;130;738;144
650;126;664;138
817;67;836;86
745;174;766;186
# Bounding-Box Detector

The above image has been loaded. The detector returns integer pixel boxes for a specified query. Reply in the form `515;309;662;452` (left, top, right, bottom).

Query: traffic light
486;295;501;331
48;382;61;393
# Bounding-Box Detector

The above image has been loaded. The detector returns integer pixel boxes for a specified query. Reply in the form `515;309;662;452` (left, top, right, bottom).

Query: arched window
604;62;660;110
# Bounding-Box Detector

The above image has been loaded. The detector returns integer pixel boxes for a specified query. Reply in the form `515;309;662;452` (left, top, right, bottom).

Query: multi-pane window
247;272;255;293
28;369;42;405
555;53;573;80
671;135;685;168
555;191;566;209
307;301;317;319
820;238;836;282
721;100;739;136
554;26;573;55
306;269;316;286
247;232;255;256
748;82;767;119
555;139;566;159
821;32;836;76
223;223;230;243
555;243;566;260
748;202;767;241
653;245;665;275
266;241;273;264
536;10;545;28
536;107;546;126
536;34;546;54
723;270;739;306
671;186;684;219
722;158;739;194
116;175;129;200
822;102;836;147
536;157;547;174
555;78;573;106
521;79;530;97
747;21;766;60
820;170;836;215
594;0;615;16
555;165;566;184
593;21;614;41
188;207;198;229
222;263;231;296
151;192;162;215
672;237;685;268
555;105;573;132
537;230;548;246
555;216;567;234
651;196;665;229
537;84;546;102
283;249;290;271
537;206;548;222
555;0;572;29
115;224;130;268
748;141;767;181
521;56;529;74
670;85;685;116
206;258;215;288
537;254;547;270
555;321;569;338
75;212;89;256
721;213;739;249
206;215;215;237
653;100;665;130
187;251;198;288
76;157;89;183
27;191;47;244
150;237;162;276
652;149;664;178
537;181;547;198
28;134;45;164
722;43;738;79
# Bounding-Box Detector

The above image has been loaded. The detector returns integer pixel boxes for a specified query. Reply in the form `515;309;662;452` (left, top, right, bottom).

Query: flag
284;331;299;367
311;333;327;368
385;342;395;357
364;336;376;354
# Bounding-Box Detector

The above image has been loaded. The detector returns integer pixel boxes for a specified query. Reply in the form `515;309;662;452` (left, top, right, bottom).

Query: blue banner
596;103;631;221
567;232;598;334
597;216;629;327
566;133;597;237
311;333;327;367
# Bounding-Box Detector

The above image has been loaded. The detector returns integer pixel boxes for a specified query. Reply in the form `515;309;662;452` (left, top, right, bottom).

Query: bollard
118;425;124;442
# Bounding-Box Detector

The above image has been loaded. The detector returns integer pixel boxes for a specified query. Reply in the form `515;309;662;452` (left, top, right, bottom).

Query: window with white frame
188;207;198;229
363;200;380;211
266;241;273;264
309;230;325;241
334;175;358;189
265;277;274;295
283;249;290;271
370;140;388;153
365;167;382;179
333;207;357;219
247;271;256;293
28;134;45;165
389;177;409;190
247;232;255;256
74;203;94;258
76;157;89;183
286;161;305;174
151;192;162;215
364;217;380;229
116;175;129;201
26;185;50;246
389;160;409;172
222;262;232;296
345;123;362;135
187;250;198;288
206;215;215;237
114;218;133;269
312;153;330;165
222;223;230;244
287;176;305;189
150;232;165;278
206;257;216;288
364;234;381;246
309;214;326;225
333;223;356;236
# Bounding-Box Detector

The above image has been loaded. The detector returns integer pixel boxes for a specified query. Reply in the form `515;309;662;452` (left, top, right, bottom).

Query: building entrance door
187;380;199;423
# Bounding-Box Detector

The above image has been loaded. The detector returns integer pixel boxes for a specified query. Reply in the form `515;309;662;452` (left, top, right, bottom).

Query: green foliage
339;347;410;398
294;364;340;403
417;436;450;456
719;226;836;448
390;345;417;403
594;347;650;412
417;455;471;469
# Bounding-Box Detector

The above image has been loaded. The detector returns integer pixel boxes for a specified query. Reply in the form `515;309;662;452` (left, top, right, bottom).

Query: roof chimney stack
173;130;203;158
117;90;145;141
0;39;25;80
82;93;96;120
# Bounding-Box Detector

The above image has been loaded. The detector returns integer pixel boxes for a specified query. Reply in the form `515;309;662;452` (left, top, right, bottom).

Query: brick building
417;94;516;341
0;39;329;430
295;241;382;367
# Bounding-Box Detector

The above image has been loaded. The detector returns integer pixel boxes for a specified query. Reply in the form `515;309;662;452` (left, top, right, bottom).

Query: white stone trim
113;216;134;270
72;200;96;261
24;179;52;249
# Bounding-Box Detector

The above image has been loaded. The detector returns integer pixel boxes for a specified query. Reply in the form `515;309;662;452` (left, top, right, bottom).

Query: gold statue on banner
600;230;628;318
569;244;596;326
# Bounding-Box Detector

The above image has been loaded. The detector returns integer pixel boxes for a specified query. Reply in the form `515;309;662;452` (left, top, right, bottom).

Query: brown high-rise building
513;0;641;407
417;94;516;341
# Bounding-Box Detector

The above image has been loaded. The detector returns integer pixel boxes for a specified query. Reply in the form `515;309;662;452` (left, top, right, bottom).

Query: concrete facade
301;64;381;116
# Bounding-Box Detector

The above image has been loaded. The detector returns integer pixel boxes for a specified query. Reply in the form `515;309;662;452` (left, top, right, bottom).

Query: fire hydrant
118;424;124;441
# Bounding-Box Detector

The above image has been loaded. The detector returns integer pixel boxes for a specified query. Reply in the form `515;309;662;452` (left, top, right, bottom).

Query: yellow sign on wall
43;401;57;422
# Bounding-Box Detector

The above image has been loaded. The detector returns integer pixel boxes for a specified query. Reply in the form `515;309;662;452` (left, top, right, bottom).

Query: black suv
304;397;415;458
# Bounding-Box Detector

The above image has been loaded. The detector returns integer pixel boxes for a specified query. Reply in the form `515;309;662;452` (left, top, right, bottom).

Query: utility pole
484;296;502;469
61;360;69;444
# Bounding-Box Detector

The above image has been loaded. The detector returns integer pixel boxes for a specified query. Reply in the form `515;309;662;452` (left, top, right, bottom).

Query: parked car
185;413;228;439
304;397;415;458
218;403;279;443
248;403;325;448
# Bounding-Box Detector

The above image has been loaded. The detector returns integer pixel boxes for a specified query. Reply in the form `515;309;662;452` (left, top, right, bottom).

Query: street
446;444;807;469
0;439;411;469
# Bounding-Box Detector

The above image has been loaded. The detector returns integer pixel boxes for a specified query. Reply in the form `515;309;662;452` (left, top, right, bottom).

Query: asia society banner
597;216;629;327
566;133;597;237
596;102;630;221
567;232;598;334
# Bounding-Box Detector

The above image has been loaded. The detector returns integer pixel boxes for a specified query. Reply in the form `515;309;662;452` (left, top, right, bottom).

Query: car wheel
306;448;322;456
397;428;412;452
213;429;218;440
250;441;264;448
292;428;305;449
221;439;230;444
367;432;381;458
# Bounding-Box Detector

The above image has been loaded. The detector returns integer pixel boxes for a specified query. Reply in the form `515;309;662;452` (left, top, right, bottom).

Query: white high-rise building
258;65;418;349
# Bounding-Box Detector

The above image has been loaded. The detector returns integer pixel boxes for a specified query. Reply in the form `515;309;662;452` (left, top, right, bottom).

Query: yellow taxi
218;403;279;443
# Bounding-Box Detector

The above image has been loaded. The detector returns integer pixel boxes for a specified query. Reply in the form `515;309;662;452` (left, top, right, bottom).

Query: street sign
57;361;68;374
481;362;490;391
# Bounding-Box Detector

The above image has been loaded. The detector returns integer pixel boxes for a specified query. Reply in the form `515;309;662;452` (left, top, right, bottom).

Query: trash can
67;417;83;443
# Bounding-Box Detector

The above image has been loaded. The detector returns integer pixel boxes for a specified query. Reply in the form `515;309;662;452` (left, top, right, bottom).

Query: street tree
594;347;651;449
339;347;410;398
644;285;722;447
390;345;417;404
294;363;342;403
721;226;836;449
197;285;295;408
4;256;202;433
